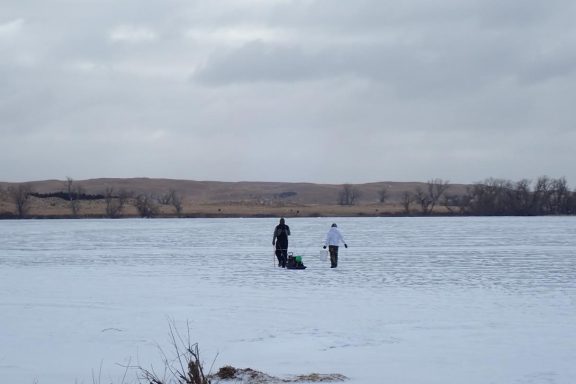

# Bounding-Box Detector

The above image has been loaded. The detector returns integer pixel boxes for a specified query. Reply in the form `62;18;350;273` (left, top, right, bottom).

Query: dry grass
135;322;212;384
120;322;348;384
0;197;426;218
291;373;348;382
0;178;464;218
211;366;348;383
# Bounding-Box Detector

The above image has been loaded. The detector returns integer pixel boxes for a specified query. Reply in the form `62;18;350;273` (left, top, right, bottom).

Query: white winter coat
324;227;346;247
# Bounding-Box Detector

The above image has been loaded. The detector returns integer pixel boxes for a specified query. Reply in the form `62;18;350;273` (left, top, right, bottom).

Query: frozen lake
1;217;575;384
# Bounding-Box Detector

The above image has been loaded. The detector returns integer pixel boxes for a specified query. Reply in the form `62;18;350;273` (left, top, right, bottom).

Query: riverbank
0;196;426;219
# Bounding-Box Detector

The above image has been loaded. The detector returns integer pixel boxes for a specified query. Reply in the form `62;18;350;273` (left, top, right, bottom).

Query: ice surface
1;217;575;384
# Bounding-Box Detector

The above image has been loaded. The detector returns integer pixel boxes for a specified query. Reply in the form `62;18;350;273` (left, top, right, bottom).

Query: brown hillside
0;178;468;218
0;178;467;205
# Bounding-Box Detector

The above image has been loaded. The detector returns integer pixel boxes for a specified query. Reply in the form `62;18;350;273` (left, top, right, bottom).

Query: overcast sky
1;0;575;185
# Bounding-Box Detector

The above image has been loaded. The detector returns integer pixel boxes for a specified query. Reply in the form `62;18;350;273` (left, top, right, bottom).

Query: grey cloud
191;38;503;98
192;1;576;100
194;42;341;84
473;0;576;28
1;0;576;184
267;0;575;32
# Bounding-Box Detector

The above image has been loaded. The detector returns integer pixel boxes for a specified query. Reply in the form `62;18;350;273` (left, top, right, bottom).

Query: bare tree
414;179;450;215
427;178;450;213
532;176;551;215
401;191;413;214
104;187;129;218
156;189;184;216
568;190;576;215
549;177;569;214
512;179;533;215
414;187;432;215
65;177;84;217
470;178;513;215
378;186;389;204
0;186;5;205
157;192;172;205
466;178;535;215
338;184;360;206
167;189;183;217
134;193;159;218
8;184;34;218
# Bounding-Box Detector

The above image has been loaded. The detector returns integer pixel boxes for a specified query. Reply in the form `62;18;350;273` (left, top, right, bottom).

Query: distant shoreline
2;177;574;218
0;201;444;219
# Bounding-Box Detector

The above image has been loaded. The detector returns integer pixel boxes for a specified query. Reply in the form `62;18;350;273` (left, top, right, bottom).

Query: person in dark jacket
272;218;291;268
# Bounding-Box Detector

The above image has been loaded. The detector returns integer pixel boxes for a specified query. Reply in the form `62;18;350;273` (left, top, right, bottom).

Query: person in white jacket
323;223;348;268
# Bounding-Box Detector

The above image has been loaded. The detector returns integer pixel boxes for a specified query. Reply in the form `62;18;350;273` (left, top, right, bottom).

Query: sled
286;253;306;270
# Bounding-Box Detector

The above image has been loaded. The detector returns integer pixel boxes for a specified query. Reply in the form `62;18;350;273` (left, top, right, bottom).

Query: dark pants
329;245;339;268
275;245;288;268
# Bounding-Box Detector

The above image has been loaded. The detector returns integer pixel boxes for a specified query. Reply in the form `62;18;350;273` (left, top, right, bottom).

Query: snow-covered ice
1;217;575;384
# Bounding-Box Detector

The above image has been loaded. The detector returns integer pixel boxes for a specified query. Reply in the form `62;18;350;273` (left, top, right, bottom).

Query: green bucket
295;256;302;263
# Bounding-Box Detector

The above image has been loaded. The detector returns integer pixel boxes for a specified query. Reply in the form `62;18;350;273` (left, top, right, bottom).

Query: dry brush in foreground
123;322;347;384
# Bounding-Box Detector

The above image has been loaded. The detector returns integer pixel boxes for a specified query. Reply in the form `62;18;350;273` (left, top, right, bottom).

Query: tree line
0;177;183;219
338;176;576;216
2;176;575;218
445;176;576;216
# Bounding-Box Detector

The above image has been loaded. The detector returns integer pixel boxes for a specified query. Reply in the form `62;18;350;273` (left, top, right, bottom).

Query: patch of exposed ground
211;366;348;383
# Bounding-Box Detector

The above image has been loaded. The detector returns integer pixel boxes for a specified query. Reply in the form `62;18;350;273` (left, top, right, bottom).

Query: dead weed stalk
137;321;214;384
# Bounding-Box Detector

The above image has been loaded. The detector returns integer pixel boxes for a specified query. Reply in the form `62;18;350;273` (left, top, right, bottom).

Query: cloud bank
1;0;576;184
